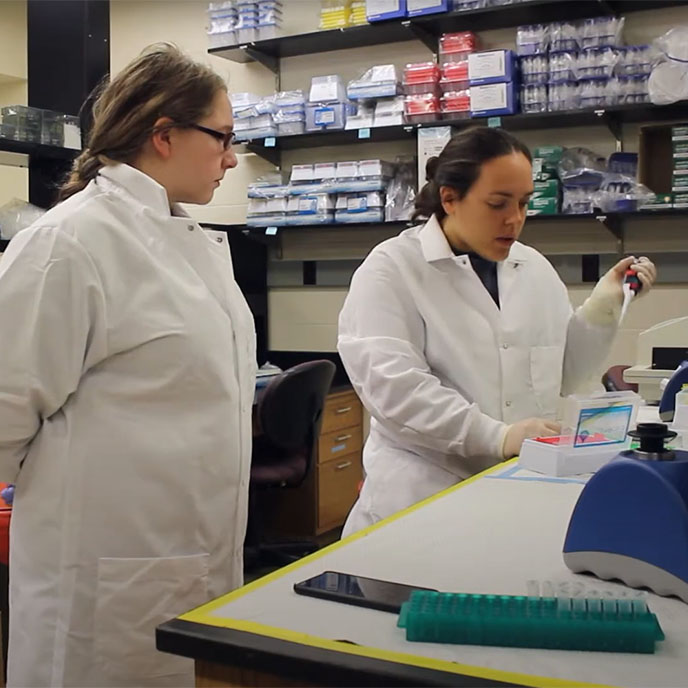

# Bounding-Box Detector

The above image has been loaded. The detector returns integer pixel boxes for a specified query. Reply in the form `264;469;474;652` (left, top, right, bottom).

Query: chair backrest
602;365;638;393
258;360;336;454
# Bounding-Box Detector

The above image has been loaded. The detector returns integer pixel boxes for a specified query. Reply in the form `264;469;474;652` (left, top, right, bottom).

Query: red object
0;483;11;567
440;90;471;114
624;269;642;293
439;31;478;55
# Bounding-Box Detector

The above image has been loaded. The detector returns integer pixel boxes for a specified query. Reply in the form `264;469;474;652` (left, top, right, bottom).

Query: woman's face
440;152;533;262
167;89;238;205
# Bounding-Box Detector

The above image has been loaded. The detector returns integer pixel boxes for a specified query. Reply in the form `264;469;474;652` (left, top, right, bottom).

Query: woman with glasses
0;44;255;687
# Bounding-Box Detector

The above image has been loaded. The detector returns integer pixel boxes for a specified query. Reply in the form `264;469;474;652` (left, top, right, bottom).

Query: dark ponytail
412;126;532;222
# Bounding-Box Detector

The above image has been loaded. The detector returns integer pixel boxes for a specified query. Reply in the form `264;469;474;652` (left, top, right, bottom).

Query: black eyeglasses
188;123;236;150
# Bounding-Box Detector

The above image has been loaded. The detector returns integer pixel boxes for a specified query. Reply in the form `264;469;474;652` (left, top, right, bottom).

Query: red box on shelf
403;62;440;95
440;61;470;93
439;31;478;65
440;90;471;119
404;94;441;124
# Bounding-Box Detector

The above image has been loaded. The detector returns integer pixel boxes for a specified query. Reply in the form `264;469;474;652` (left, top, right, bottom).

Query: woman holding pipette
338;126;655;536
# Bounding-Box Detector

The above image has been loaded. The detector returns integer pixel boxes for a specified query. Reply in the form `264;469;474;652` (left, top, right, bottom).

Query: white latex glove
501;417;561;459
579;256;657;326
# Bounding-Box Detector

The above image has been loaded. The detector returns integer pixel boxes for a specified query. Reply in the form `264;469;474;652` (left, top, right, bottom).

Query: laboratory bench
157;450;688;687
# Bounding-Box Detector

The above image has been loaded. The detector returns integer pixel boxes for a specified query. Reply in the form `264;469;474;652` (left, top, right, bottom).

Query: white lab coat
0;164;257;687
339;215;616;536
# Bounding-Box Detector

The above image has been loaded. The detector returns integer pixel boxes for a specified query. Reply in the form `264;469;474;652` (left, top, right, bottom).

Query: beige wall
0;0;28;207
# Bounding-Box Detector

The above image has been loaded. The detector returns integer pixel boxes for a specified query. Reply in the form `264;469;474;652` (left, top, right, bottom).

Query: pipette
620;267;642;323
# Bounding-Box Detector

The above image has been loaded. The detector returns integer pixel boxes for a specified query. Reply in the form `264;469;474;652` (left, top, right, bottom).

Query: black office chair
245;360;336;572
602;365;638;393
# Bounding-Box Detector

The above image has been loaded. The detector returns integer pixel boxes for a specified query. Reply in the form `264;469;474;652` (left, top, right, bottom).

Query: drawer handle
335;461;352;471
335;406;352;414
335;434;352;442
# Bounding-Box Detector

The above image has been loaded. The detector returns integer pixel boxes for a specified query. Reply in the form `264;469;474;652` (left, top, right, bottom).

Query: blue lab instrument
659;360;688;422
564;423;688;603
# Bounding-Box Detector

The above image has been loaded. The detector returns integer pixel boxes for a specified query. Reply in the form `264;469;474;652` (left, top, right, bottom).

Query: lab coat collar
419;214;529;266
97;164;190;220
419;215;455;262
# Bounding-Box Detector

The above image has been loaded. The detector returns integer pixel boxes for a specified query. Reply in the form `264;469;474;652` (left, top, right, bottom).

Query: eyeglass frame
187;123;236;150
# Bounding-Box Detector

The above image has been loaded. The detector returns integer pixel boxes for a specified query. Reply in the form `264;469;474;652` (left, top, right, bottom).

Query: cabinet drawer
321;391;362;434
318;453;362;532
318;425;363;464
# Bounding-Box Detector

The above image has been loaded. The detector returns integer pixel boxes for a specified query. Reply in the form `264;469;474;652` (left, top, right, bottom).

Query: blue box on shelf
470;81;519;118
406;0;448;17
469;50;518;86
366;0;407;21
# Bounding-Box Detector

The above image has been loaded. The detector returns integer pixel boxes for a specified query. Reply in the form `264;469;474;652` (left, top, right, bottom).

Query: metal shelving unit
211;0;681;72
243;102;688;166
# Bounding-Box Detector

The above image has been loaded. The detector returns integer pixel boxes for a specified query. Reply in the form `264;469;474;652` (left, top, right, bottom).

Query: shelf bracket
402;20;437;54
595;109;623;150
596;213;623;241
242;45;279;75
245;141;281;167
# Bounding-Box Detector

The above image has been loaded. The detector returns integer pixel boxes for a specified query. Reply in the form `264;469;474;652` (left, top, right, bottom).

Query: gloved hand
579;256;657;326
501;417;561;459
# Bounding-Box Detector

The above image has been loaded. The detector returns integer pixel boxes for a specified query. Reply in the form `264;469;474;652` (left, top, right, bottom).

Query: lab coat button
502;343;509;350
187;225;194;232
216;236;223;243
505;401;512;407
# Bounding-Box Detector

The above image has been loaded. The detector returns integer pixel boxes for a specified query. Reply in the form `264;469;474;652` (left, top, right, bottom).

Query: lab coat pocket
94;554;209;681
529;345;564;417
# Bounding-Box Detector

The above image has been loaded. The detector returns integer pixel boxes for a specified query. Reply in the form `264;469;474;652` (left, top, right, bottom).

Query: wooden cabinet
264;388;364;537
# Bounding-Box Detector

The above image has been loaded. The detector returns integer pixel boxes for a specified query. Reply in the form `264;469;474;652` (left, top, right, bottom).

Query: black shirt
452;248;500;308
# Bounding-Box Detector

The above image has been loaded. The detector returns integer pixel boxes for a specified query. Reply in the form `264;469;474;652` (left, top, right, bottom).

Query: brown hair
413;126;532;222
58;43;227;201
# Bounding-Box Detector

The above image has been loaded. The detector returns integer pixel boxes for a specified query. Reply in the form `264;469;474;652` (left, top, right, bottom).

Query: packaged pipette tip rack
397;588;664;653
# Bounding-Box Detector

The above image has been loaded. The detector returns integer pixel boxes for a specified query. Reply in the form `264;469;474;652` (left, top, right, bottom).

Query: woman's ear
150;117;175;159
439;185;458;217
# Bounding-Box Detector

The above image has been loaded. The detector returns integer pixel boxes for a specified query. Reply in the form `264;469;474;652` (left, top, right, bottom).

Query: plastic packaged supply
576;48;618;80
404;94;440;124
581;16;624;50
403;62;441;96
0;105;41;143
350;0;367;25
347;65;399;100
558;147;607;188
385;158;416;222
548;81;579;112
374;96;406;127
439;31;478;64
615;45;656;77
345;102;375;129
440;61;469;93
0;199;46;240
520;55;549;85
562;186;595;214
440;91;471;119
309;75;346;103
277;122;305;136
550;21;579;53
521;84;548;114
517;24;550;56
594;174;654;213
335;191;385;223
320;0;352;29
548;52;576;84
451;0;486;10
649;26;688;106
305;101;355;131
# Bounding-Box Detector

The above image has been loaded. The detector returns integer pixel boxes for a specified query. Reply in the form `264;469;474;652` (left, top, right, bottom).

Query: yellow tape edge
180;616;614;688
182;458;515;618
176;459;615;688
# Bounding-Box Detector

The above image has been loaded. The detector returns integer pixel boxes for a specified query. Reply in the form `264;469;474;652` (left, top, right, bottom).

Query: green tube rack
397;590;665;653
